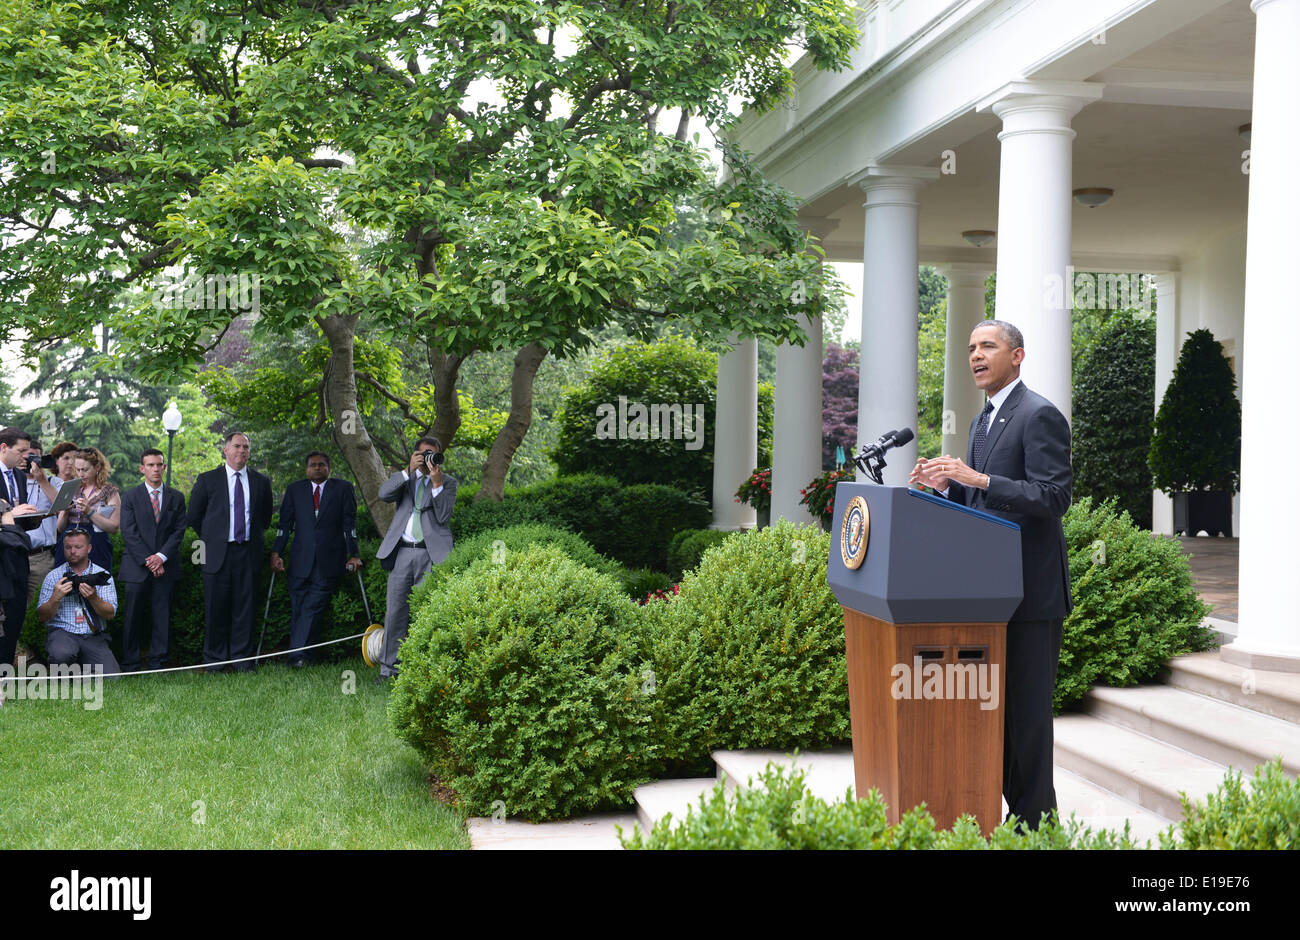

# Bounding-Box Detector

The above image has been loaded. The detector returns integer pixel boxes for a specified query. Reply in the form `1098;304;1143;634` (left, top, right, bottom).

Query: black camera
418;449;444;468
65;570;112;589
27;454;57;471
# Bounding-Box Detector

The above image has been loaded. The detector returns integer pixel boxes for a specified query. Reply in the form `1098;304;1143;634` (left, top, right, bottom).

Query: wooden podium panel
843;609;1006;835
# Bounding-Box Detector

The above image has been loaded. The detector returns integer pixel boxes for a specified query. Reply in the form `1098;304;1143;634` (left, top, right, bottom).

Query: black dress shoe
288;658;307;669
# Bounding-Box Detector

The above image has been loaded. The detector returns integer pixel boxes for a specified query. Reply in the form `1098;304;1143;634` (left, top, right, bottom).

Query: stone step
712;748;856;803
1085;684;1300;776
467;812;637;850
634;778;717;833
1165;651;1300;725
1054;713;1230;821
1053;767;1174;847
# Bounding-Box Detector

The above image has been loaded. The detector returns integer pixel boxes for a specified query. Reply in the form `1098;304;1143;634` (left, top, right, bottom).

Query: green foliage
1058;498;1214;712
387;545;656;821
1159;760;1299;849
666;528;733;580
450;473;710;571
407;521;622;616
643;521;849;767
620;763;1139;849
1149;329;1242;493
916;270;947;458
734;467;772;513
798;466;852;522
552;338;774;501
1072;315;1156;528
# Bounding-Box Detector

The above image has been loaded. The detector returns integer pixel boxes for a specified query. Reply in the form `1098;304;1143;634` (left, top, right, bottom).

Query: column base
1220;639;1300;674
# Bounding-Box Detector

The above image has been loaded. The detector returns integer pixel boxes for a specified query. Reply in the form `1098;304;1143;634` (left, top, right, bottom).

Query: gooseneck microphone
852;427;916;485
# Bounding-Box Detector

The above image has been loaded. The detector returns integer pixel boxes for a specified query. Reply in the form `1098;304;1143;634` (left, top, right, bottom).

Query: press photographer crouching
38;527;120;674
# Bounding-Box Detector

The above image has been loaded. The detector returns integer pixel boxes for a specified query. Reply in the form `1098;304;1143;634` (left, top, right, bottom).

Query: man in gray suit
375;436;457;680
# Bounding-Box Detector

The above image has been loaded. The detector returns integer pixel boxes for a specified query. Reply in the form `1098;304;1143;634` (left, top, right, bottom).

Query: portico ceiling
794;0;1256;268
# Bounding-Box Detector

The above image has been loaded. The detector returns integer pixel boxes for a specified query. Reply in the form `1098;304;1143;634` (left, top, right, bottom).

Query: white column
937;263;991;460
851;166;938;484
977;82;1103;421
772;217;835;525
1151;272;1179;535
711;334;758;530
1224;0;1300;671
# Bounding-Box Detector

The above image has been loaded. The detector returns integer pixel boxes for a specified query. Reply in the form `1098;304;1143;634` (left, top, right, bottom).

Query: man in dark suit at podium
119;449;187;671
270;452;361;667
909;319;1071;831
187;431;273;672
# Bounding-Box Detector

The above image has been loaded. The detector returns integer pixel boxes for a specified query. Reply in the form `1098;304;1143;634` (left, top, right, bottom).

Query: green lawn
0;658;469;849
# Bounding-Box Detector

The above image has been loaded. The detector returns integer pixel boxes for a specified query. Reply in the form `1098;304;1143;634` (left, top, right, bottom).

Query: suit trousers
121;577;175;671
1003;617;1064;830
381;545;433;677
288;569;340;663
0;566;29;668
27;548;55;608
47;627;121;673
202;541;259;672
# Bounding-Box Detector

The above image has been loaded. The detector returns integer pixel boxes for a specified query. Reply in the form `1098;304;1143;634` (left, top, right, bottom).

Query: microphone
858;427;914;461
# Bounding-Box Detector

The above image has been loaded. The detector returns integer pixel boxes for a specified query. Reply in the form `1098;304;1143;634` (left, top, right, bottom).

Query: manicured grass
0;657;468;849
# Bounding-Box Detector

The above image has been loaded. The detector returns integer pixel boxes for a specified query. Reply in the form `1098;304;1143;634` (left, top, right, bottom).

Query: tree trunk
476;342;548;501
427;348;464;448
318;312;395;534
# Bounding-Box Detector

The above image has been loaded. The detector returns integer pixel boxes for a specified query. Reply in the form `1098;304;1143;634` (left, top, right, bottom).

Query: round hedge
550;337;775;501
1058;497;1215;711
387;545;657;821
642;520;850;768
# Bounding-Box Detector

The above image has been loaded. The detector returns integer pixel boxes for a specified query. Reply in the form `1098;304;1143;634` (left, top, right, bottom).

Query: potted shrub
1149;329;1241;536
799;466;853;532
735;467;772;528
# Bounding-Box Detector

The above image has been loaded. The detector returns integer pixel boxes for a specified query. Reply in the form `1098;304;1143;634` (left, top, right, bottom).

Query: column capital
935;261;994;285
976;81;1104;137
850;165;940;210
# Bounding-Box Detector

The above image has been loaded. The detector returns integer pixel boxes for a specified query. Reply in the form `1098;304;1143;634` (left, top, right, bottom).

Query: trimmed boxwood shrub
20;526;387;666
666;528;732;579
621;567;674;602
388;545;657;821
621;763;1139;850
1058;497;1215;712
408;521;622;616
1158;760;1298;849
1071;314;1155;528
642;520;850;768
1149;328;1241;494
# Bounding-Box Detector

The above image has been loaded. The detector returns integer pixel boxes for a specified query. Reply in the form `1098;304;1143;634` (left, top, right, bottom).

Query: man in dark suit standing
270;452;361;667
909;319;1072;831
119;448;187;672
0;426;34;668
375;437;456;681
186;431;273;672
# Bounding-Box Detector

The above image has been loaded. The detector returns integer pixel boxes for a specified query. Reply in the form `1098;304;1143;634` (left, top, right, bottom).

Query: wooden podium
826;483;1023;834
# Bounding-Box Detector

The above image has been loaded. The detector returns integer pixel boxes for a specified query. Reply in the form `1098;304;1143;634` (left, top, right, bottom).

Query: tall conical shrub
1149;329;1241;493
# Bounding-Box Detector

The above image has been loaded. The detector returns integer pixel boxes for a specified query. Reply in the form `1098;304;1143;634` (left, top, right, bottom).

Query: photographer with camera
23;441;64;606
38;527;120;673
375;437;457;682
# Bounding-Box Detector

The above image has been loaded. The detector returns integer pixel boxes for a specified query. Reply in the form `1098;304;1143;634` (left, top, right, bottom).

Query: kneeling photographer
38;527;120;673
375;437;457;682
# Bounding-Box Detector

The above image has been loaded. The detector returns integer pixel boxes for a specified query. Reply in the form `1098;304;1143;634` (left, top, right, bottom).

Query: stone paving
1177;535;1237;622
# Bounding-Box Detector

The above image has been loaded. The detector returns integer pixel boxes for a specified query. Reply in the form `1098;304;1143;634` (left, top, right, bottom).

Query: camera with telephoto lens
418;449;444;468
65;570;112;589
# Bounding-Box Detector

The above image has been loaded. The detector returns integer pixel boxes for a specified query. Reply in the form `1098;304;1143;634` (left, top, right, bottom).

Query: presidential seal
840;494;869;570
